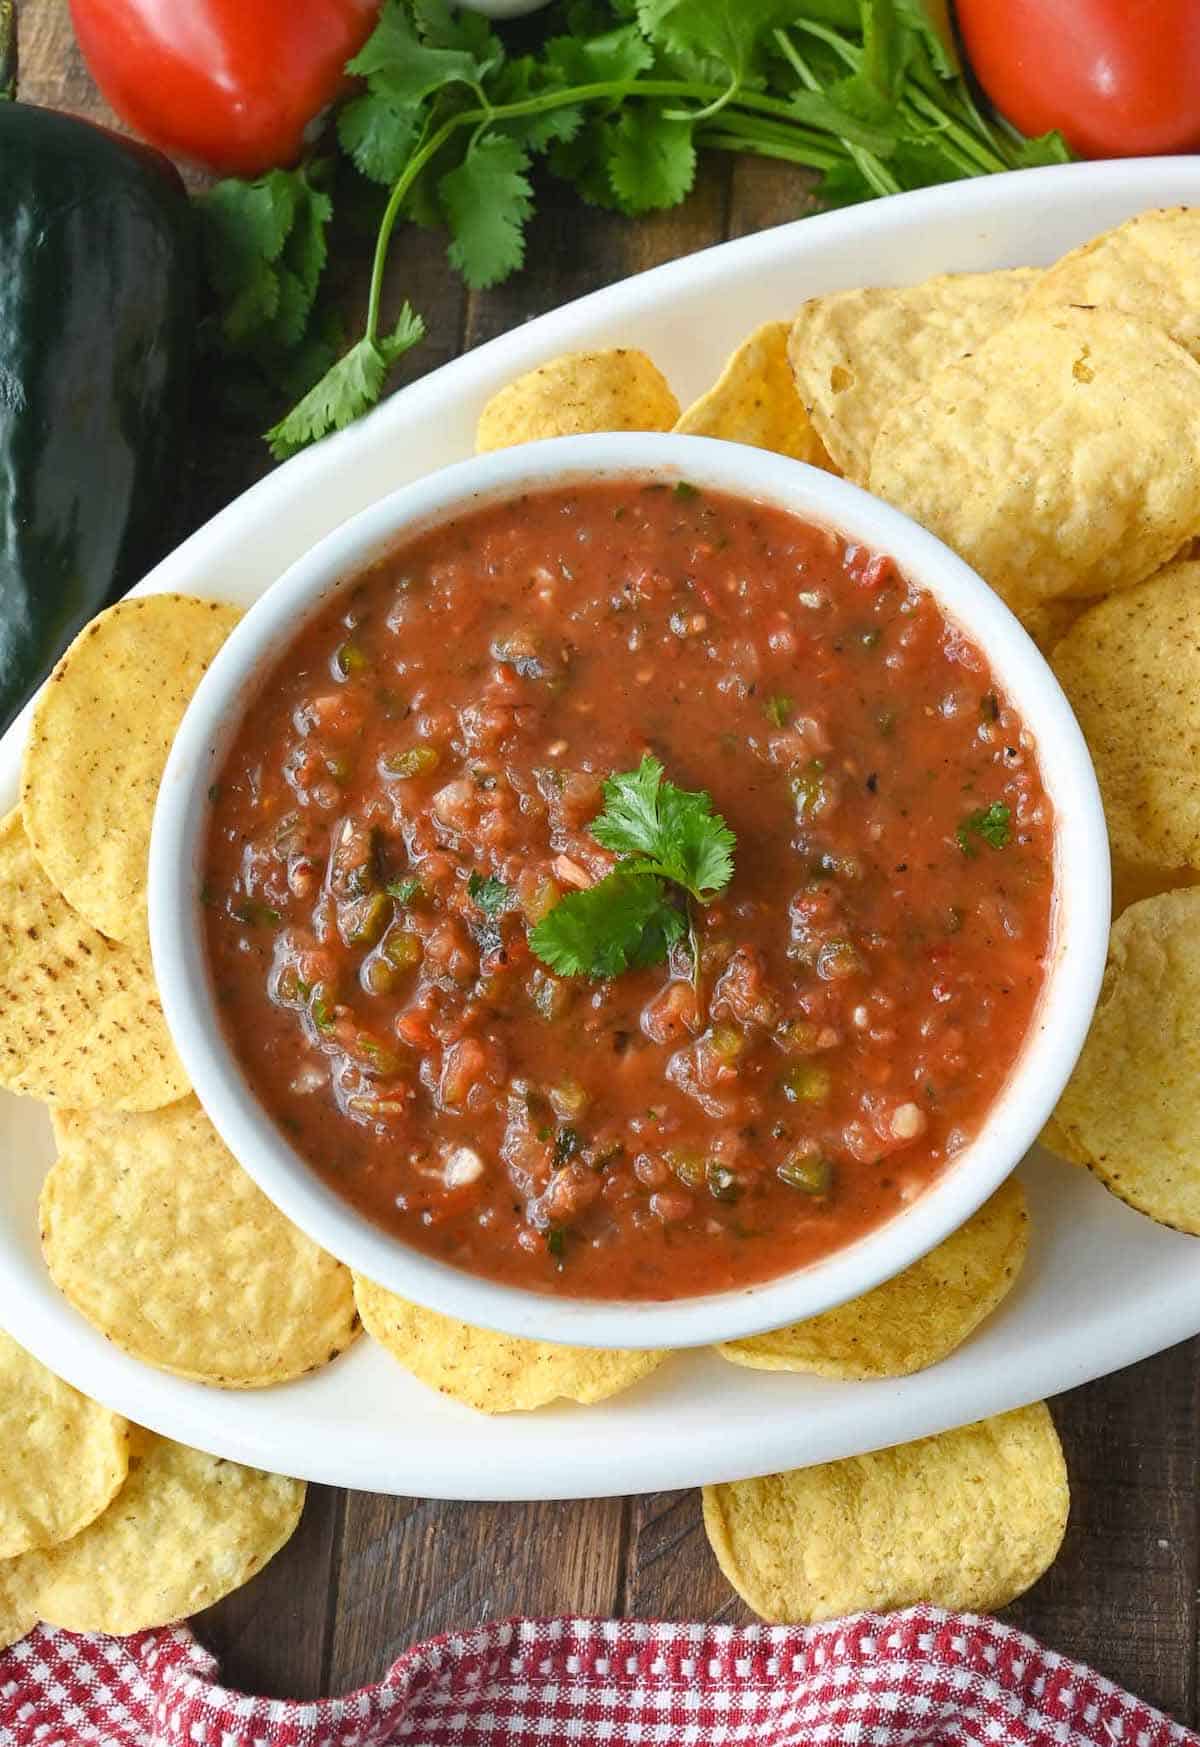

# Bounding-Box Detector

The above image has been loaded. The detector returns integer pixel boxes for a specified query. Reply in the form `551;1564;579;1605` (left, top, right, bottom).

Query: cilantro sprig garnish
531;755;734;984
193;0;1071;456
956;802;1012;856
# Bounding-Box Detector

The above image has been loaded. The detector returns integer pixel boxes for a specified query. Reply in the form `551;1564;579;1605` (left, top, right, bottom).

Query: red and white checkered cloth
0;1608;1192;1747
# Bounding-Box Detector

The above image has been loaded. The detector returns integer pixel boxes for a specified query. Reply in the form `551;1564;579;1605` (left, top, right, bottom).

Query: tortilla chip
1014;595;1095;656
788;269;1038;484
674;322;833;466
475;349;679;451
0;809;188;1110
17;1427;304;1635
20;595;241;950
1029;207;1200;361
0;1329;129;1558
42;1099;359;1387
354;1276;665;1413
1053;889;1200;1233
870;309;1200;608
0;1559;39;1653
1038;1114;1091;1167
1051;562;1200;885
702;1403;1067;1622
716;1177;1027;1380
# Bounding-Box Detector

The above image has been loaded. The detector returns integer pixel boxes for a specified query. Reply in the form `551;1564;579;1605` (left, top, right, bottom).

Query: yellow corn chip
1029;207;1200;361
22;1428;305;1635
0;809;188;1110
869;309;1200;607
1038;1114;1091;1168
716;1177;1027;1380
1052;562;1200;886
21;595;241;949
674;322;833;465
476;349;679;451
788;269;1038;484
42;1099;359;1387
0;1329;130;1558
703;1403;1068;1621
1053;889;1200;1233
0;1558;39;1652
354;1276;665;1413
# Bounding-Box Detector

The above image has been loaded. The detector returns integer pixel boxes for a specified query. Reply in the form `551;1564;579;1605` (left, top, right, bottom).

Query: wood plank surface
13;0;1200;1721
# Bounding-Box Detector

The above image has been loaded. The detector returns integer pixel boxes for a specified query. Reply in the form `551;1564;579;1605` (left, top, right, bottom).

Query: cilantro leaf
544;25;655;86
637;0;794;84
607;110;696;213
440;134;533;289
530;867;687;978
338;91;424;185
591;755;735;899
197;170;297;345
347;1;489;105
386;875;422;903
467;872;510;915
488;54;586;153
265;304;425;458
411;0;504;66
956;802;1012;856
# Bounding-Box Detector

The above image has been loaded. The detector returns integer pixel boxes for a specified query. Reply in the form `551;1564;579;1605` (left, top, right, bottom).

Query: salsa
203;479;1055;1301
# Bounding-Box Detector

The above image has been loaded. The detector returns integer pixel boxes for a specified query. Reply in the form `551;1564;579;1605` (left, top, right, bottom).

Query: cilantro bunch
531;755;735;983
194;0;1071;457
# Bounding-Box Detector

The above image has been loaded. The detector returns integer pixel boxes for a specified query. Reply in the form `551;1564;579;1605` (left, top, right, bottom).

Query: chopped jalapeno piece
781;1062;832;1103
382;744;439;779
778;1152;834;1196
340;891;390;948
790;758;828;820
709;1024;745;1063
334;640;368;677
382;929;422;971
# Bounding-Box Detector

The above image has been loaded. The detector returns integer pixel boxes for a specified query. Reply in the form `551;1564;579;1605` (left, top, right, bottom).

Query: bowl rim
149;430;1111;1350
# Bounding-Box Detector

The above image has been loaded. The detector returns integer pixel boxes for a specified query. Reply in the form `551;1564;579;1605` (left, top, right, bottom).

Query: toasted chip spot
788;269;1039;484
42;1099;360;1387
11;1428;304;1635
1054;888;1200;1233
0;1329;130;1558
1028;207;1200;362
716;1177;1027;1380
20;594;241;949
869;308;1200;608
354;1275;665;1413
475;349;679;451
702;1403;1068;1621
1052;562;1200;887
674;321;833;466
0;809;188;1110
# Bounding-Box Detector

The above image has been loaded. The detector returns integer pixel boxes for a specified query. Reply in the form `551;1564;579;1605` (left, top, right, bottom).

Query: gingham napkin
0;1607;1191;1747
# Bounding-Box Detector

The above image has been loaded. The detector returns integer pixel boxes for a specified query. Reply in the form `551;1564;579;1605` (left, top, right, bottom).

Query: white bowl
150;431;1110;1351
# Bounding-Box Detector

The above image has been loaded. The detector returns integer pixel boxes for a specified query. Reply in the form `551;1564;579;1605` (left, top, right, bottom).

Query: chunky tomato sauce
203;479;1054;1301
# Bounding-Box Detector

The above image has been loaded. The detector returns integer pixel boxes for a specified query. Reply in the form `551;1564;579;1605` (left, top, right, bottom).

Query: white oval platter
0;157;1197;1499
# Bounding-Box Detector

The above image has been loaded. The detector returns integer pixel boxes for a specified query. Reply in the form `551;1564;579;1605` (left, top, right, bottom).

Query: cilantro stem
364;75;852;348
773;32;901;196
687;903;702;1000
700;130;841;171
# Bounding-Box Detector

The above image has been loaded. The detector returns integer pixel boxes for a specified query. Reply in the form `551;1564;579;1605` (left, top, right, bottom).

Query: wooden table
16;0;1200;1722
